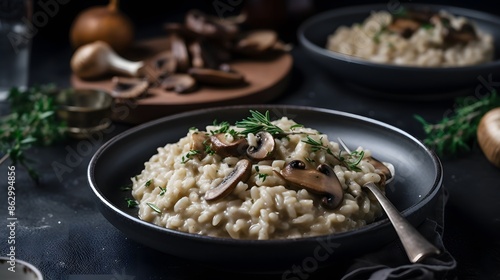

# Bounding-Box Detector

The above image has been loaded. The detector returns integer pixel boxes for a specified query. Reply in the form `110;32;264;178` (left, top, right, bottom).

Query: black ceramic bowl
87;105;442;272
298;3;500;98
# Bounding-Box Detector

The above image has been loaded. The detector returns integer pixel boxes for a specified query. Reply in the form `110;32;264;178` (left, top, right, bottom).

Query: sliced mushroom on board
159;74;197;93
188;68;245;86
110;76;148;99
205;159;252;201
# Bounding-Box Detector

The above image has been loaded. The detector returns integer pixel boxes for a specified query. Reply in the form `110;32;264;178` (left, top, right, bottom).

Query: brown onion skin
477;107;500;168
70;4;134;54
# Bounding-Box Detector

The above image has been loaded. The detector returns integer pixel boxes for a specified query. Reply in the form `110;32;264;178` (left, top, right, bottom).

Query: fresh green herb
189;127;198;131
235;110;285;136
254;166;268;182
210;120;231;135
145;179;152;187
0;85;67;183
125;198;139;208
290;124;304;130
302;136;365;171
158;186;166;196
302;136;334;155
258;173;268;182
421;23;434;30
146;202;162;213
203;139;215;155
339;150;365;172
305;157;315;163
415;91;500;156
181;149;201;163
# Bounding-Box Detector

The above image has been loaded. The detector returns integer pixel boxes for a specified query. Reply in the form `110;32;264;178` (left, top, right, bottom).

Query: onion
69;0;134;54
477;107;500;168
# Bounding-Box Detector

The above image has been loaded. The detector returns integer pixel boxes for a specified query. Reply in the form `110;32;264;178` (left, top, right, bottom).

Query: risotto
326;9;494;67
130;111;392;240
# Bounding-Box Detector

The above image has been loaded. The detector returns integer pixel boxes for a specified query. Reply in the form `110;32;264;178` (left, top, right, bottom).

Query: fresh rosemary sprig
415;91;500;156
0;85;67;183
235;110;285;136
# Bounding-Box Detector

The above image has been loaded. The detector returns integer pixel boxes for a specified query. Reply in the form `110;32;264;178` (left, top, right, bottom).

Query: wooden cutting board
71;37;293;124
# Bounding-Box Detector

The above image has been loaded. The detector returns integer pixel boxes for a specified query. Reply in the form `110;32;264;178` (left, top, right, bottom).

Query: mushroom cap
210;133;249;157
279;160;344;209
246;131;275;161
204;159;252;201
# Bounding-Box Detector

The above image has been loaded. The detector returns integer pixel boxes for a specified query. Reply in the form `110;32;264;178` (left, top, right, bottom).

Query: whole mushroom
477;107;500;168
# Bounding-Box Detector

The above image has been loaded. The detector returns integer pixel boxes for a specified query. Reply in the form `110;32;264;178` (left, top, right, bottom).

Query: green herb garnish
158;186;166;196
146;202;162;213
0;85;67;183
415;91;500;156
339;150;365;172
235;110;285;136
125;198;138;208
254;166;268;182
181;149;201;163
302;136;365;171
302;136;334;155
145;179;152;187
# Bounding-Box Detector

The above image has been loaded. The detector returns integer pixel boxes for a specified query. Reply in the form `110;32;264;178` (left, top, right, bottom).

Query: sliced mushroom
205;159;252;201
365;157;393;182
110;76;149;99
188;67;245;86
141;51;177;85
190;132;209;157
387;18;421;38
279;160;344;209
188;41;205;69
246;131;275;161
185;9;238;39
235;30;278;56
196;40;232;69
169;34;190;72
160;74;197;93
210;133;249;157
444;23;477;44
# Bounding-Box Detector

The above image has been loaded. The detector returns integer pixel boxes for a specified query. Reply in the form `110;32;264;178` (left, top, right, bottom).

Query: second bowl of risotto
298;3;500;98
88;105;443;271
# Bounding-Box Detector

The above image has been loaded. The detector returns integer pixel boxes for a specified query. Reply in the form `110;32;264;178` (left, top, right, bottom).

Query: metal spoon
337;138;440;263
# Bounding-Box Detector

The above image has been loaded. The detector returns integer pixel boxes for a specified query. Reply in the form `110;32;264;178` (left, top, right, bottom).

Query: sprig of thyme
415;91;500;156
235;110;285;136
0;85;67;183
301;136;364;171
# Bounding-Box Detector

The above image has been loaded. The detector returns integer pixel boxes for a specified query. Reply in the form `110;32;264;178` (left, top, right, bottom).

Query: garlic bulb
70;0;134;54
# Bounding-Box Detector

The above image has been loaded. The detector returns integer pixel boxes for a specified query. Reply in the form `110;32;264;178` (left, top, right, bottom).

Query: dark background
34;0;500;45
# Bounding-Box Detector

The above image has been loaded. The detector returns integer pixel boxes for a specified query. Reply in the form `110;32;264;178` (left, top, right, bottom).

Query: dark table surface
2;5;500;280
